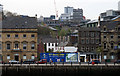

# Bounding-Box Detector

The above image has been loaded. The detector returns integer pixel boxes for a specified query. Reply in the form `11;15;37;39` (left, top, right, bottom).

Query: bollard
88;62;89;65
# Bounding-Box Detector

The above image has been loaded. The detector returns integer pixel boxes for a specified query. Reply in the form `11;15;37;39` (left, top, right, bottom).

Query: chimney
97;16;101;27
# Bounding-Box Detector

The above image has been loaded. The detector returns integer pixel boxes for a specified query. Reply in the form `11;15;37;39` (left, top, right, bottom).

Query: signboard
40;53;66;62
66;53;78;62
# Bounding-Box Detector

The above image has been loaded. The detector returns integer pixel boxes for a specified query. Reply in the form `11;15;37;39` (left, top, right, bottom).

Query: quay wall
1;65;120;76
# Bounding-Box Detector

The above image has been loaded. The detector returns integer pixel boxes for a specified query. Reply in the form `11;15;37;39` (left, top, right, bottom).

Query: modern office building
118;1;120;10
100;10;120;21
73;8;83;21
64;6;73;15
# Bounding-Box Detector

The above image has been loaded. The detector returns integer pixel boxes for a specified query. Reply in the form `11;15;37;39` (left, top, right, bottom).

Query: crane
54;0;58;19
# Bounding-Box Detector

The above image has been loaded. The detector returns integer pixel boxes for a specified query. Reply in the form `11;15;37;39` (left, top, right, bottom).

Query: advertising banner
66;53;78;62
40;53;66;62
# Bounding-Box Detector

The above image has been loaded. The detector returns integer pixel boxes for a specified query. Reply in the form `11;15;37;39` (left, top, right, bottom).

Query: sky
0;0;120;20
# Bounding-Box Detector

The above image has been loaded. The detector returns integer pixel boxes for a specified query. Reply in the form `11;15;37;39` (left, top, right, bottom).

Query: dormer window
104;27;106;31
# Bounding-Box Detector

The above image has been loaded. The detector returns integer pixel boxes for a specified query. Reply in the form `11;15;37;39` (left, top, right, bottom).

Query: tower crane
54;0;58;19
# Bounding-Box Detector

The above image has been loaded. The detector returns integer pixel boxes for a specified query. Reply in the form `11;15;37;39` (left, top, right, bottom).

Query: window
48;43;50;46
111;55;114;59
91;39;94;44
103;55;107;59
7;44;10;49
15;43;18;48
31;55;35;59
81;39;85;44
55;43;58;46
15;34;18;38
91;32;94;37
52;43;54;46
111;35;114;39
7;55;10;59
23;55;26;59
31;43;35;49
104;43;106;49
23;44;27;50
81;47;85;51
86;39;89;44
104;28;106;31
91;47;94;51
96;32;99;37
31;34;35;38
111;43;114;49
104;35;106;38
118;35;120;38
96;39;99;44
23;34;26;38
0;44;1;50
86;47;89;51
86;32;89;37
7;34;10;38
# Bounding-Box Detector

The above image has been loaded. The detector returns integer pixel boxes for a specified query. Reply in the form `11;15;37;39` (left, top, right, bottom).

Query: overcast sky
1;0;120;20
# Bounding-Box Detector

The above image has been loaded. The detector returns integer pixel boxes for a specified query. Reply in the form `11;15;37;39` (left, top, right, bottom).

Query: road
0;62;120;66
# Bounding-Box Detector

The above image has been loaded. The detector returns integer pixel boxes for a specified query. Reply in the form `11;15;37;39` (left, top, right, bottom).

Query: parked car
0;60;4;64
23;59;35;64
114;60;120;64
36;59;47;64
9;60;19;64
89;60;101;64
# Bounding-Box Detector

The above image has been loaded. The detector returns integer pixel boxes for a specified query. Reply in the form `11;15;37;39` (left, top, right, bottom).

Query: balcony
11;48;22;52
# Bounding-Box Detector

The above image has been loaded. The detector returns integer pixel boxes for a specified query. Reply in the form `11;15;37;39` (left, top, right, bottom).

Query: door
15;56;19;61
80;56;85;62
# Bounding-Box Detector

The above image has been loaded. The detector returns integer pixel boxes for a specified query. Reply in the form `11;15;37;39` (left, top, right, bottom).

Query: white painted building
46;43;58;52
60;13;72;21
54;46;78;52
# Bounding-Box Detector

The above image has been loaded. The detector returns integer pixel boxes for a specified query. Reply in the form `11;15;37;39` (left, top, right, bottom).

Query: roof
42;38;59;43
2;16;37;29
112;15;120;21
100;21;120;30
79;27;101;31
57;42;68;47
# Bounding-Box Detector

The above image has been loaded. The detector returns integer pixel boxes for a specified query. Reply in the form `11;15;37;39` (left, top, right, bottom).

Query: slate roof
79;27;101;31
100;21;120;30
1;16;37;29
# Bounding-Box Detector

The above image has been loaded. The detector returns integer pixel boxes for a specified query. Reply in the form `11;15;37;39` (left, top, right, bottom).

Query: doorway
14;55;19;61
80;56;85;62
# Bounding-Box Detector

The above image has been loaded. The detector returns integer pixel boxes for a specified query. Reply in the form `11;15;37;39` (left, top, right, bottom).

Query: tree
3;10;17;17
96;46;103;61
